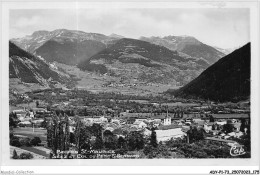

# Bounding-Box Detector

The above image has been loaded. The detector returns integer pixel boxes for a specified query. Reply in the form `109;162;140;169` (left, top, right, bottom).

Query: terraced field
56;63;179;96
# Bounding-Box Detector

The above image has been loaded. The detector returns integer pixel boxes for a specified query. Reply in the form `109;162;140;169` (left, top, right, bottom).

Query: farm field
20;146;50;157
13;127;47;142
56;63;180;95
10;146;46;159
160;102;200;107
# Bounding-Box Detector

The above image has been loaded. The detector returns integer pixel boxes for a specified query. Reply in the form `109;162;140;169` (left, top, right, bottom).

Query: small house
133;121;147;129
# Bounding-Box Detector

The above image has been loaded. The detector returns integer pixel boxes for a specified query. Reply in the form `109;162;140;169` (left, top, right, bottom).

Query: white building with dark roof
155;127;186;142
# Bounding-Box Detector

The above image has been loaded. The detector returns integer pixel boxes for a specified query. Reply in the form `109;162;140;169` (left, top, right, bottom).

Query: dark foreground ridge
9;41;66;85
170;43;251;102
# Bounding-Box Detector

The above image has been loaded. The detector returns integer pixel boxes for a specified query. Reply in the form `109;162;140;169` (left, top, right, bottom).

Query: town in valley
9;8;251;159
9;85;251;159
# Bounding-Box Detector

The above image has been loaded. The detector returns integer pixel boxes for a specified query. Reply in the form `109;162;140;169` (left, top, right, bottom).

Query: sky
9;8;250;49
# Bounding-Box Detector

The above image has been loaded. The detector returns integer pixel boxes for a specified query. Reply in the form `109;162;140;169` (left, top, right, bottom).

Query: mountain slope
11;29;120;65
109;33;125;39
9;41;68;86
78;38;210;85
11;29;115;52
169;43;250;102
35;39;106;65
140;35;225;64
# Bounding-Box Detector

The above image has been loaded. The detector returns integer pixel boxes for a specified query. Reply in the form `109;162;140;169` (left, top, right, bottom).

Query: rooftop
157;124;182;130
121;113;174;119
205;137;237;143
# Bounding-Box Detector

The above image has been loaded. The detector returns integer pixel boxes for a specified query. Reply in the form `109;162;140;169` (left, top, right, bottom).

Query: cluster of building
65;111;249;144
12;108;48;127
11;89;250;146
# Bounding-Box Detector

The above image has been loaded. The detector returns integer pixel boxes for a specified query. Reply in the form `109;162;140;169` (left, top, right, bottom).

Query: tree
103;130;117;149
41;119;47;128
212;124;216;130
240;118;246;132
165;139;232;158
187;127;205;143
91;123;103;137
46;113;71;153
150;128;158;148
74;119;91;153
47;121;54;148
20;138;32;147
209;115;214;122
93;135;104;150
19;152;33;159
69;132;76;144
9;112;19;128
143;143;175;158
117;136;126;149
47;113;61;153
143;144;155;157
63;114;70;151
223;123;234;134
30;137;41;146
12;149;19;159
126;131;144;151
232;124;251;152
36;101;39;107
10;137;21;147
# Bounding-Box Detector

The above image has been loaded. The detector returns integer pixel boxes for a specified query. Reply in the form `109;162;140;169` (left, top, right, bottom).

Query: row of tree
46;113;149;155
47;113;70;152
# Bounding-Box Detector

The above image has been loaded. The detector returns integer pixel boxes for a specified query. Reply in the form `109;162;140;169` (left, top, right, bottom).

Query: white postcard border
1;0;259;169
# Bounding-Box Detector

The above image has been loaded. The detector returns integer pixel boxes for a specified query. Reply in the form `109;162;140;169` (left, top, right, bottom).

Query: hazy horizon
10;8;250;49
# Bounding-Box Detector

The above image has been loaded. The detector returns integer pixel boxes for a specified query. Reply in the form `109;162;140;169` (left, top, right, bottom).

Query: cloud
14;16;40;28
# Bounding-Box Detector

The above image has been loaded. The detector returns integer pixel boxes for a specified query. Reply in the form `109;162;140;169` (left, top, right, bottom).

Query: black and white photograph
7;6;253;159
1;1;260;174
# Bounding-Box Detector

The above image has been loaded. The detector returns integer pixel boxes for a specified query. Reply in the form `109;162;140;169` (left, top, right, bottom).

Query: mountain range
78;38;210;85
11;29;120;65
169;43;250;102
11;29;225;86
11;29;226;66
140;36;226;64
10;29;247;98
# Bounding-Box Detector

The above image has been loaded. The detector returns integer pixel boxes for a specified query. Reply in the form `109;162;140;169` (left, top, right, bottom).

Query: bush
10;137;21;147
143;144;175;158
19;152;34;159
20;138;32;147
164;139;233;158
143;145;154;156
192;150;208;158
30;137;41;146
114;148;127;155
